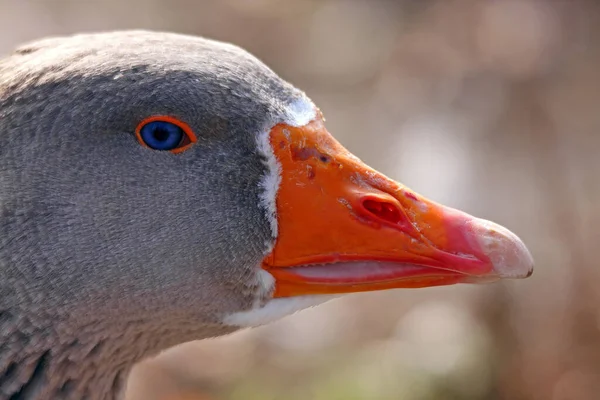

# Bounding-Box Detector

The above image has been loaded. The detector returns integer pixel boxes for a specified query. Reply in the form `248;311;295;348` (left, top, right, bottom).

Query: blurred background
1;0;598;399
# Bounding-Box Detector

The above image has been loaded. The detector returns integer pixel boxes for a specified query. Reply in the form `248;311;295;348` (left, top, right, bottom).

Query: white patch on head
256;129;282;239
223;294;337;328
284;96;317;127
247;96;321;326
252;268;276;305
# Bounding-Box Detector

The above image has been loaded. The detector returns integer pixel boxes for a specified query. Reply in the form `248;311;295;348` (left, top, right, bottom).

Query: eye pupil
153;128;170;142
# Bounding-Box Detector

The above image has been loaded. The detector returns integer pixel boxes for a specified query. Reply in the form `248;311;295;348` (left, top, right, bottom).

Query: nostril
362;199;403;225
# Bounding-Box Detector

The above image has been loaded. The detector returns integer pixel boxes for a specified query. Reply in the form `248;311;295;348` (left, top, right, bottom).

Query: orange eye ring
135;116;197;154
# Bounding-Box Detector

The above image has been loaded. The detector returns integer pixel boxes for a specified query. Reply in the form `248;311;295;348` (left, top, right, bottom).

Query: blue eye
136;116;197;153
139;121;184;150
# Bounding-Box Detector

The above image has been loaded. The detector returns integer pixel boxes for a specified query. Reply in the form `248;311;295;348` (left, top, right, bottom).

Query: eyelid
135;115;197;153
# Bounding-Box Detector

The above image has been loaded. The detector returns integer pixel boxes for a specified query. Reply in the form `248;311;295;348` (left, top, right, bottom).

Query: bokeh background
1;0;598;399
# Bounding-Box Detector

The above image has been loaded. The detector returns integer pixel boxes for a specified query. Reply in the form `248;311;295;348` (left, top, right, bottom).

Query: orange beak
263;114;534;298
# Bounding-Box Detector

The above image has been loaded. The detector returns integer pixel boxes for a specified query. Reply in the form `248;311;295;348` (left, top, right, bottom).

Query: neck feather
0;306;236;399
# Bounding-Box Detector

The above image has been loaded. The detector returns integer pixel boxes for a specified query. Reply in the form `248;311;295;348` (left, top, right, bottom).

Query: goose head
0;31;533;399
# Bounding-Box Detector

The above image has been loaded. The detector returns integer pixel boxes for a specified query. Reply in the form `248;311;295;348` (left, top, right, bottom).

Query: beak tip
468;219;534;279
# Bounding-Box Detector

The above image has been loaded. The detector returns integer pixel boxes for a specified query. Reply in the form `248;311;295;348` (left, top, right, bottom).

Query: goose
0;31;533;400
